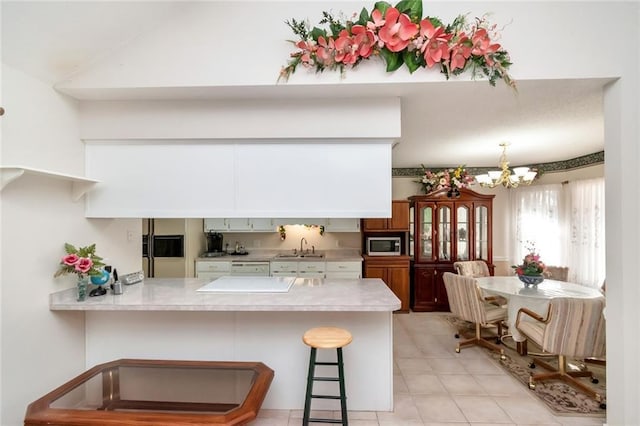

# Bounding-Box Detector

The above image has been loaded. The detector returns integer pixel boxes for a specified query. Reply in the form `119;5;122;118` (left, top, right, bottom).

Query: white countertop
196;249;363;262
50;277;400;312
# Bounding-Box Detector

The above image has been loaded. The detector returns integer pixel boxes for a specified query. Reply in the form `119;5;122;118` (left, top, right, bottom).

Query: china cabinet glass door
456;205;470;261
475;205;489;260
438;205;451;261
419;204;434;261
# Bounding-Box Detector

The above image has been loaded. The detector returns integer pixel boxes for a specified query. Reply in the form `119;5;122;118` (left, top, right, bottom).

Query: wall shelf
0;165;99;201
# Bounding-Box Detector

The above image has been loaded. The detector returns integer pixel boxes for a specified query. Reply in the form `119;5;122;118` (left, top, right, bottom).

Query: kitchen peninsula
50;277;400;411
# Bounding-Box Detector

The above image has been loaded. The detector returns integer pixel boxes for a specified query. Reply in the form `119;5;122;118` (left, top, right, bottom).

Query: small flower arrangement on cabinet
418;165;474;196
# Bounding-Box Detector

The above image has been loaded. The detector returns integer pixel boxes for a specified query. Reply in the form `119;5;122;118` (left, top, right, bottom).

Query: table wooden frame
24;359;274;426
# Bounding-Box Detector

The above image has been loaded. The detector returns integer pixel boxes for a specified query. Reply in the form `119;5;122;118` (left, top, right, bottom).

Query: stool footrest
315;361;339;366
308;418;343;424
311;394;341;400
313;377;339;382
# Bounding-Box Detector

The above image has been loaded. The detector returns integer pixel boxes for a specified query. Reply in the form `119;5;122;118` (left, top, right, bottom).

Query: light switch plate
121;270;144;285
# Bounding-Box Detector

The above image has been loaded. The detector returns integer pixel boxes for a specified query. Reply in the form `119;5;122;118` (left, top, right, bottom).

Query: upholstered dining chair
453;260;490;277
442;272;507;358
515;296;606;407
544;265;569;282
453;260;507;307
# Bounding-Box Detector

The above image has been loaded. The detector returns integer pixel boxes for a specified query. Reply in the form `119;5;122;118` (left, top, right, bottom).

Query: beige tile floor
250;312;606;426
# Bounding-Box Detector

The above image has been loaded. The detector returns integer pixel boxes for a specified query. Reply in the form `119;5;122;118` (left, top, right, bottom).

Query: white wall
0;65;141;425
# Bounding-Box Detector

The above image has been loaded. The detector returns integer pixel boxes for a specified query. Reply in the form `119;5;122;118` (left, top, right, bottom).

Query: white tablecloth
476;276;604;342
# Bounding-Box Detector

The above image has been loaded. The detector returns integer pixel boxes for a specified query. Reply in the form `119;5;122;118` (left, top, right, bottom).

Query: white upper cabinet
324;218;361;232
204;218;275;232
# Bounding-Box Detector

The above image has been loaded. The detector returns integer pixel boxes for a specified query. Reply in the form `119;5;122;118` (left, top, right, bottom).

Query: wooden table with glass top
24;358;274;426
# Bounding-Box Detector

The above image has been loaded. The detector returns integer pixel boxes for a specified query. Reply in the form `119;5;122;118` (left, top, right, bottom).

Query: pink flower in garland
378;7;418;52
351;25;376;58
315;36;337;67
367;8;386;33
449;33;472;71
335;28;375;65
419;19;452;68
471;28;501;66
295;40;317;67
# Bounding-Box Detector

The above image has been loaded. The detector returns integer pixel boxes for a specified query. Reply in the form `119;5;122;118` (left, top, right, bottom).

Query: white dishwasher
230;261;270;276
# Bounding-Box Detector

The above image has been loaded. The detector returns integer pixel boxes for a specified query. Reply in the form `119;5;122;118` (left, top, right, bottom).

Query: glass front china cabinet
409;188;494;311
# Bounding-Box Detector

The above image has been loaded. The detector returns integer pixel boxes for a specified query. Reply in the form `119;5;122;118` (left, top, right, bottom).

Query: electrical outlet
335;240;341;248
127;230;134;241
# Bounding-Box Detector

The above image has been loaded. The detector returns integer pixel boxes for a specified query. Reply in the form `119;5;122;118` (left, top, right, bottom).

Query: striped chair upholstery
453;261;490;277
442;272;506;357
544;266;569;282
516;297;606;405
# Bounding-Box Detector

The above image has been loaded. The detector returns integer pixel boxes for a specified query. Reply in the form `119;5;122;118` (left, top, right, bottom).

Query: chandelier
475;143;537;188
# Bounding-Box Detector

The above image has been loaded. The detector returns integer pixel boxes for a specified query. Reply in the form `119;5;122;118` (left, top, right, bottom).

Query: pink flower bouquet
54;243;105;278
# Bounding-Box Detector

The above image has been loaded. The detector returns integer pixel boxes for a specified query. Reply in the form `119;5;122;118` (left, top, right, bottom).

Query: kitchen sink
275;253;324;259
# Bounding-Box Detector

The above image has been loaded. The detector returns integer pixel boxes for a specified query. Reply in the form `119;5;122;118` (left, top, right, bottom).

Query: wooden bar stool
302;327;352;425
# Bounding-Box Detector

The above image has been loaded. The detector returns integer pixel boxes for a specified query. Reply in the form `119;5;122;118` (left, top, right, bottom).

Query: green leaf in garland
403;50;421;73
310;26;327;41
427;16;444;28
380;48;403;72
358;7;370;25
373;1;392;16
395;0;422;22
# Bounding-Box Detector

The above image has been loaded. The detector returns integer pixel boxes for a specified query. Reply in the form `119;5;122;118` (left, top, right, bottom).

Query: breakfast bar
49;277;401;411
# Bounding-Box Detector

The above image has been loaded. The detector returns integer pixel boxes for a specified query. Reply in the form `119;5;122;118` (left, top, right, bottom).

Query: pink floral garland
279;1;515;88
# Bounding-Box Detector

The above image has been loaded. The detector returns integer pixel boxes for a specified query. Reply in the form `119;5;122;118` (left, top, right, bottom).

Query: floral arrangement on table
279;0;515;88
512;242;547;277
54;243;105;279
418;165;474;194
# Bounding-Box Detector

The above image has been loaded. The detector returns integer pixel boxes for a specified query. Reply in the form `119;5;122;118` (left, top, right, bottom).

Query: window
510;178;605;288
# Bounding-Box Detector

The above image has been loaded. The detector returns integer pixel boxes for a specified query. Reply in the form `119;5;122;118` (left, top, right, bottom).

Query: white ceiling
1;1;606;169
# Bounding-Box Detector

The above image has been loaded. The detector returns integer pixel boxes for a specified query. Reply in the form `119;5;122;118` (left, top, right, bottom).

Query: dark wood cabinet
409;188;494;312
362;200;410;232
363;255;410;313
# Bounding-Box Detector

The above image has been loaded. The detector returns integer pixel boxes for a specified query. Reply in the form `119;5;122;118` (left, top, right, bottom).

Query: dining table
475;276;605;354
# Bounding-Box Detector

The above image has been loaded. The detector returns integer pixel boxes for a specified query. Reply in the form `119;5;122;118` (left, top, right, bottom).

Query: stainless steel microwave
366;237;401;256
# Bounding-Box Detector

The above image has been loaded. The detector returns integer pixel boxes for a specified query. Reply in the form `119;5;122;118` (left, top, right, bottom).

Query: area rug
446;315;606;417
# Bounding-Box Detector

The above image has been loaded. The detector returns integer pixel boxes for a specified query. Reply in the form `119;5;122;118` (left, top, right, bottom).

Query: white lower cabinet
297;261;326;278
325;261;362;279
195;261;231;279
270;261;298;277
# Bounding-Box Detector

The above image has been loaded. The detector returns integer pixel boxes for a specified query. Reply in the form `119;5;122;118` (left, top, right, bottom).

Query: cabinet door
204;218;228;232
474;203;491;261
389;201;410;230
227;218;252;231
437;203;453;261
416;203;436;263
387;266;409;312
362;218;388;231
325;218;361;232
412;266;438;311
250;218;275;232
455;203;471;261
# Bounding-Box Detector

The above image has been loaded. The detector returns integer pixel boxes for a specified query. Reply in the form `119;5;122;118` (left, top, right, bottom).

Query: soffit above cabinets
85;141;393;219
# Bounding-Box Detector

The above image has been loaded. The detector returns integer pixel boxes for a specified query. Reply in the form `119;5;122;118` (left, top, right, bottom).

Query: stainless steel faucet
300;237;308;254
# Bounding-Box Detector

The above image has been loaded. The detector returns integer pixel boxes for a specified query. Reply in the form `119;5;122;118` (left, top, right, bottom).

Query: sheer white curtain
509;178;605;288
564;178;606;288
510;183;565;267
